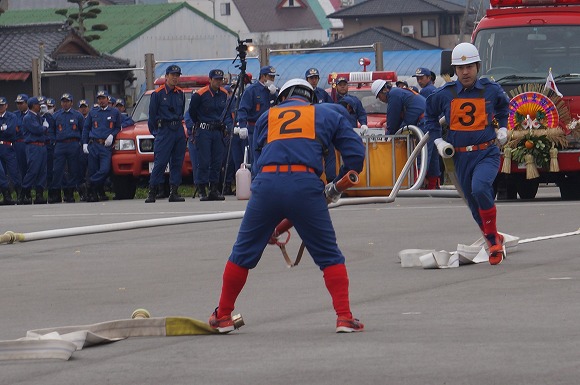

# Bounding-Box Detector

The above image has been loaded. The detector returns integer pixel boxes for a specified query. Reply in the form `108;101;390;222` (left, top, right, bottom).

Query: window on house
281;0;302;7
220;2;231;16
440;15;460;35
422;19;436;37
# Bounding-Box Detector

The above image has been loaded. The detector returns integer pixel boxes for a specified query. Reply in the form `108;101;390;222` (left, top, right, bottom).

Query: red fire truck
110;75;209;199
469;0;580;199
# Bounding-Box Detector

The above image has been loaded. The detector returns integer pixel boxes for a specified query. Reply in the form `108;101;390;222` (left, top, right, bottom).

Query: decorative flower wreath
501;85;569;179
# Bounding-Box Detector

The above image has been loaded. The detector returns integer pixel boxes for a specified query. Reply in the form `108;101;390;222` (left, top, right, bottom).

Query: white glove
104;134;114;147
268;84;277;95
434;138;454;158
83;144;89;154
238;127;248;140
40;105;48;115
42;119;49;129
324;182;341;203
1;124;6;131
438;116;447;126
360;124;368;135
497;127;508;146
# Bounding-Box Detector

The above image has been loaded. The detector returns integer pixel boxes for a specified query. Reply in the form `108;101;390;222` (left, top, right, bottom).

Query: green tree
299;39;323;48
55;0;107;42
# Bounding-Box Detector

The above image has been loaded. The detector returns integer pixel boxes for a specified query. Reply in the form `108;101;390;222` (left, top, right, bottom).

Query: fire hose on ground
0;128;432;246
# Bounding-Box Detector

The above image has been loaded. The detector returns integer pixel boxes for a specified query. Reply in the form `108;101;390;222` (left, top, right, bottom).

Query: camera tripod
220;38;253;196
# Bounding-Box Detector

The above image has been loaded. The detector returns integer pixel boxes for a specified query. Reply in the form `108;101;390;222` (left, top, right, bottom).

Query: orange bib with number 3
450;98;487;131
267;105;315;143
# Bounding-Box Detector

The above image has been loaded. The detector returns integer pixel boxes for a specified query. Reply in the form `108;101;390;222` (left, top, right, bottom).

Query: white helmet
278;78;315;103
371;79;387;97
451;42;481;66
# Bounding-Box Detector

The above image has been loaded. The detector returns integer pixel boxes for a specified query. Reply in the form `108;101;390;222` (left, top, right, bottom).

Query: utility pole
458;0;473;44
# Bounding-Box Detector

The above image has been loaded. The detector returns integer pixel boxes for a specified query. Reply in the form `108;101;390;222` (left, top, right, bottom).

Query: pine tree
55;0;108;42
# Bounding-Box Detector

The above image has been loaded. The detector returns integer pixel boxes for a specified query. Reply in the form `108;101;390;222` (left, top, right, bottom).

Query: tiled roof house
0;23;133;108
328;0;470;49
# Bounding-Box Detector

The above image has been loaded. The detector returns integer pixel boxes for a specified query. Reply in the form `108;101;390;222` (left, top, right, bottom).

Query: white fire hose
0;128;435;245
0;211;245;245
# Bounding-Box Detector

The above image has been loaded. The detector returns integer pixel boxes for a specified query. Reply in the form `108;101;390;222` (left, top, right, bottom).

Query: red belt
454;140;495;153
0;140;12;146
15;139;25;143
261;164;315;173
91;138;107;144
28;141;45;146
58;138;80;143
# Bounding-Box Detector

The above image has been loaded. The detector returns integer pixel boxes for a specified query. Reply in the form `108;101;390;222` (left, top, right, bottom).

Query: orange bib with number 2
267;105;315;143
450;98;487;131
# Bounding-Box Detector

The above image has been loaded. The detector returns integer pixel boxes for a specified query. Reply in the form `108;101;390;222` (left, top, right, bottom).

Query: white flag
544;69;563;97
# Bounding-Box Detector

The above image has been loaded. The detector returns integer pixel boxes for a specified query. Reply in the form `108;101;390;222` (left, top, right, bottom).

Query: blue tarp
154;50;443;90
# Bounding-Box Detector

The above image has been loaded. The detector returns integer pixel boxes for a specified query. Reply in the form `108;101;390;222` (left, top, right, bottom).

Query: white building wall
170;0;250;36
170;0;327;45
112;7;238;97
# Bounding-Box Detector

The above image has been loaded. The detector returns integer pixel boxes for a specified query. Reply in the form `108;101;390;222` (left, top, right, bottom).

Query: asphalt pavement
1;185;579;385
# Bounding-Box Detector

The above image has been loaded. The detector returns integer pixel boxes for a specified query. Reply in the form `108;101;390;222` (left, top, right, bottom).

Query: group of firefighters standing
0;90;134;205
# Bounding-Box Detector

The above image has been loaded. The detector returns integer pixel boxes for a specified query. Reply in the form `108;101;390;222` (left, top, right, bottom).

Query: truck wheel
517;178;539;199
558;173;580;200
111;175;137;200
494;174;518;200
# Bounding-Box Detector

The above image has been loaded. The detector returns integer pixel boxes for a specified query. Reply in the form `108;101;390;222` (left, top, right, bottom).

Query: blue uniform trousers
229;172;345;270
454;145;499;226
221;136;235;184
14;141;27;183
195;128;224;185
46;143;55;188
246;122;256;166
51;141;81;189
87;142;112;186
187;138;197;182
150;127;186;186
417;123;440;178
0;144;21;188
22;144;47;189
78;148;88;185
324;143;337;182
231;133;248;171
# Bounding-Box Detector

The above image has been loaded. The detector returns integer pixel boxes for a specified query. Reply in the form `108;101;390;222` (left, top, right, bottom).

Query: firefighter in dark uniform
208;79;366;334
236;66;278;166
82;90;122;202
115;98;135;128
38;96;56;191
49;93;84;203
413;67;441;189
188;69;233;201
19;97;48;205
14;94;29;190
305;67;333;103
425;43;509;265
145;65;187;203
0;96;19;205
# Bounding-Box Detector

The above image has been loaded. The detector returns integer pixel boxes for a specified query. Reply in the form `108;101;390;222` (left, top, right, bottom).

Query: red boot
479;206;505;265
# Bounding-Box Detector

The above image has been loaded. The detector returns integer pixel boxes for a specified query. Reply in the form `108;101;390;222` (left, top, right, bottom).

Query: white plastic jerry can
236;146;251;200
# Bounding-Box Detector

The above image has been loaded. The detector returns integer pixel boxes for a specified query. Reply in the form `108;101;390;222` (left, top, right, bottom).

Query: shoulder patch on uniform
479;77;493;85
197;85;210;95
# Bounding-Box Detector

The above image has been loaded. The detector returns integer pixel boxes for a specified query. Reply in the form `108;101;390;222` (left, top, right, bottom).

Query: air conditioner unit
402;25;414;35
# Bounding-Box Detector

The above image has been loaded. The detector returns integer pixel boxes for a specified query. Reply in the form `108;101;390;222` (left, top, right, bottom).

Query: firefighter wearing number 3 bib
425;43;510;265
208;79;366;333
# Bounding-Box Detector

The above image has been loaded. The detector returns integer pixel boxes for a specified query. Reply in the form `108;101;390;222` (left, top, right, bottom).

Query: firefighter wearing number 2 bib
425;43;510;265
208;79;366;333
